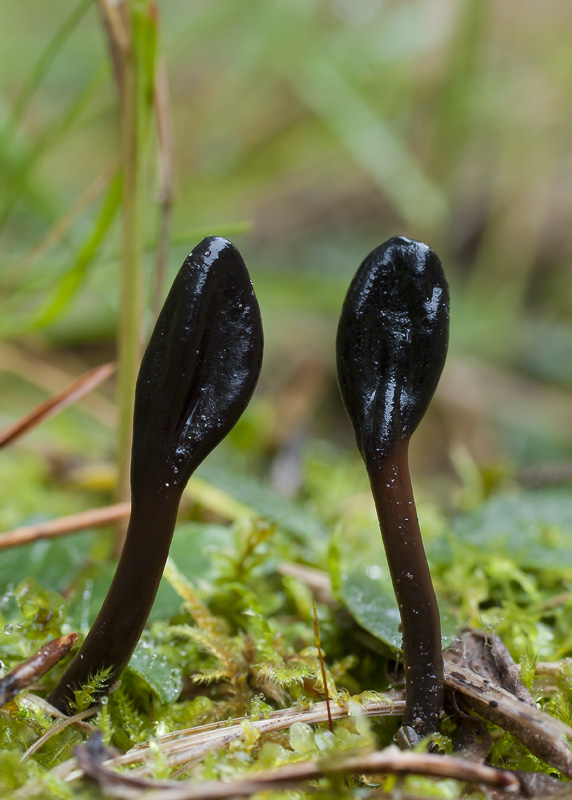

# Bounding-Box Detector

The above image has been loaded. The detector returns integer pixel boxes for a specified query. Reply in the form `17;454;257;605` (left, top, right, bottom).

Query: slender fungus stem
49;493;180;710
336;237;449;741
48;237;263;713
369;441;444;740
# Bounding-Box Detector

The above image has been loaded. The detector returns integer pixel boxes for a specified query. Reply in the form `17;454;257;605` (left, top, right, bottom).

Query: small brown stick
74;732;520;799
313;599;334;733
0;361;116;449
0;502;131;551
0;633;78;708
0;343;117;427
0;472;268;552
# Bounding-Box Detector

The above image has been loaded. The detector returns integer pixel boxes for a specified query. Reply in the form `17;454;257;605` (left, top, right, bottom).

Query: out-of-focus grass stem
100;0;157;552
1;0;91;144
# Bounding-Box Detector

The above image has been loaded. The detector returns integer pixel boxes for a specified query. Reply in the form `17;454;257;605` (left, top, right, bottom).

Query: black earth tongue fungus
336;236;449;744
48;236;263;713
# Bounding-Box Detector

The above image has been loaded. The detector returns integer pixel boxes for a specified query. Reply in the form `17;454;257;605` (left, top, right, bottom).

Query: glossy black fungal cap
131;236;263;497
337;236;449;468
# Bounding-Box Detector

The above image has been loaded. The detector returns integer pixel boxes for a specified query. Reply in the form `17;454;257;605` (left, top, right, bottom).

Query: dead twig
445;630;572;777
0;361;116;449
0;343;117;428
0;472;260;551
0;633;78;708
0;502;131;550
0;476;332;553
444;662;572;776
74;731;520;799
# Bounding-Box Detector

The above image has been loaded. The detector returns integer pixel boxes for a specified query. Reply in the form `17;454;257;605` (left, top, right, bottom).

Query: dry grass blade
0;633;78;708
21;707;97;762
153;58;175;317
0;502;130;551
0;361;116;448
74;695;405;776
97;0;130;96
12;162;117;276
73;733;520;799
40;695;404;790
0;343;117;427
278;561;334;603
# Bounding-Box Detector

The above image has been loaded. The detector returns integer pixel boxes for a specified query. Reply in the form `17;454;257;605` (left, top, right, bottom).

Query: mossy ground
1;441;572;798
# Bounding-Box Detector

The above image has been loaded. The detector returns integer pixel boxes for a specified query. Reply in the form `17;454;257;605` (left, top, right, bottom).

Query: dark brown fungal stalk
48;237;263;713
336;236;449;742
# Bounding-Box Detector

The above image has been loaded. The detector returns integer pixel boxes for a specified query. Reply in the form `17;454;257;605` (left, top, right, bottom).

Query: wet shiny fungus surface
48;236;263;712
336;236;449;466
132;236;264;498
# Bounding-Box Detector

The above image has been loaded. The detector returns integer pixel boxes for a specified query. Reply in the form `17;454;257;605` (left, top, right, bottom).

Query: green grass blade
289;54;447;231
30;171;122;328
0;68;106;232
1;0;92;141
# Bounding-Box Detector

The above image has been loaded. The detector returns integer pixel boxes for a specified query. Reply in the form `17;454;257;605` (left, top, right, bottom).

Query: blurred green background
1;0;572;504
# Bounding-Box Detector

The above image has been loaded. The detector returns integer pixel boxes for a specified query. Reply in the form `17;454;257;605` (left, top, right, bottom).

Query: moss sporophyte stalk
48;237;264;713
336;236;449;741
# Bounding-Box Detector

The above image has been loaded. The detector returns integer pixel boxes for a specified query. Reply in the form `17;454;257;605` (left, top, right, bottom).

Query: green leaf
0;521;233;635
67;522;234;628
330;513;403;652
0;533;99;597
150;522;233;621
128;643;183;704
444;489;572;570
337;568;404;652
197;463;328;548
331;509;457;652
